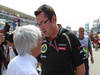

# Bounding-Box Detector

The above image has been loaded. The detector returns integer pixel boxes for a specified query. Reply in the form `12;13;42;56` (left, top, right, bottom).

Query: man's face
36;12;53;38
32;39;42;57
79;28;84;38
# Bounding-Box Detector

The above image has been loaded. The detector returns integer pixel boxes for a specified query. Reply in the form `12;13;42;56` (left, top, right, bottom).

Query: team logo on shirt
41;44;47;53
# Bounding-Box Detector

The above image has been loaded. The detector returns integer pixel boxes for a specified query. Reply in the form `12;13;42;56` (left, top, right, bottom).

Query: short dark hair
6;33;13;43
34;4;56;21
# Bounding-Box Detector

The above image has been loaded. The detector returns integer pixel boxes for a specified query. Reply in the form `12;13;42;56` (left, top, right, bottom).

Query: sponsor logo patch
41;44;47;53
58;46;66;51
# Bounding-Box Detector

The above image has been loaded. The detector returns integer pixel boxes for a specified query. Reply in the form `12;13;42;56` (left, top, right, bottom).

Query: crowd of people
0;4;95;75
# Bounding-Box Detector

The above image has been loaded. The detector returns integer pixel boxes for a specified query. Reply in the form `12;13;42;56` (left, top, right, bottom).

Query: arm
67;33;85;75
89;48;94;64
88;38;94;63
75;63;85;75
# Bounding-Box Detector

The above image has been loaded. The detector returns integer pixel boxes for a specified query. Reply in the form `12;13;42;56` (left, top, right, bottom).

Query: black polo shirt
38;28;84;75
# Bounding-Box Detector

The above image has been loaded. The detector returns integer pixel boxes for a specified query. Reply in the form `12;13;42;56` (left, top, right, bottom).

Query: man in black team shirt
34;4;85;75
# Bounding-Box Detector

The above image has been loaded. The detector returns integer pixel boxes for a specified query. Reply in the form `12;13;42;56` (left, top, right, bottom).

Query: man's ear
51;16;56;23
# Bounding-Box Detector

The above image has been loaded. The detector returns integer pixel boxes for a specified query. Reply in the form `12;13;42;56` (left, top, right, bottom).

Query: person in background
6;33;18;61
89;31;95;48
6;25;42;75
78;27;94;75
93;33;99;51
34;4;85;75
0;22;10;34
0;33;7;75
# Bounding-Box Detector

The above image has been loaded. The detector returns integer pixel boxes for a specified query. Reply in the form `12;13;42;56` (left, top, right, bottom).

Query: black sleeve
36;54;41;63
0;46;7;68
13;47;18;56
68;33;84;67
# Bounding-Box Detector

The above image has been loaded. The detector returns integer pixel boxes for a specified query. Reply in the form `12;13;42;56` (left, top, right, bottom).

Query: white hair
13;25;42;56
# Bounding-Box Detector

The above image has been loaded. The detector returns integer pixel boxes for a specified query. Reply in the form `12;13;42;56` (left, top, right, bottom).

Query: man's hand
75;63;85;75
91;56;94;64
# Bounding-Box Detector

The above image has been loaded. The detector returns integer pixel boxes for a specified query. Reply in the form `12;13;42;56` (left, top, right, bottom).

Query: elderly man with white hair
6;25;42;75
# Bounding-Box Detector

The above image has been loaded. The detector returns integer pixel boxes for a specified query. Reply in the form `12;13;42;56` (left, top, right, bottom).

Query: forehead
0;33;4;36
79;28;84;32
36;12;47;22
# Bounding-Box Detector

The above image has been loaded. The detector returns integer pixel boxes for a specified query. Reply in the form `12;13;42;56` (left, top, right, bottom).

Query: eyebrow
37;20;46;26
40;20;44;24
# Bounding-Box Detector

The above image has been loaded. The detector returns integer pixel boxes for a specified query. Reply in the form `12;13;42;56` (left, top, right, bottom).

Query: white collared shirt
6;54;39;75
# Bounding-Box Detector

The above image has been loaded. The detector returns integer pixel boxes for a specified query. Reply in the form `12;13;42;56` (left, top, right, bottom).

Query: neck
79;36;84;40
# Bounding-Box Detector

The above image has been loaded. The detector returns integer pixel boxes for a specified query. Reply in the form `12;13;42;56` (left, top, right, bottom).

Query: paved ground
89;48;100;75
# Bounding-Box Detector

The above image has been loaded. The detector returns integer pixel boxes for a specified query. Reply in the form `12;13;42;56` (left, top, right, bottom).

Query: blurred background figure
0;22;10;34
93;33;99;51
0;33;8;75
78;27;94;75
6;33;18;61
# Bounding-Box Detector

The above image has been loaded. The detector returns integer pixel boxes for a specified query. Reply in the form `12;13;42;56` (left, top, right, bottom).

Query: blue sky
0;0;100;30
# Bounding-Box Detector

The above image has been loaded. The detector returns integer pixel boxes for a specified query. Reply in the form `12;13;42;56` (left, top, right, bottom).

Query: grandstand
0;4;35;25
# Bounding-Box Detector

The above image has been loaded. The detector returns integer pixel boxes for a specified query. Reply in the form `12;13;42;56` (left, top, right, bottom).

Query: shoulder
61;28;75;37
6;57;20;75
59;28;78;42
7;56;38;75
7;56;19;70
84;36;90;41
